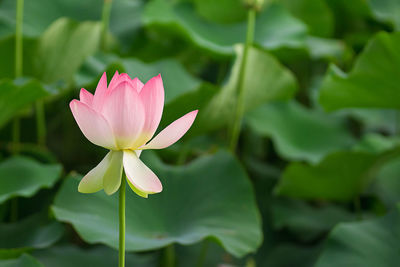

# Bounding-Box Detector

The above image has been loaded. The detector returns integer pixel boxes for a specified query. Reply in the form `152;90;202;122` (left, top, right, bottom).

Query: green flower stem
36;100;46;146
12;0;24;154
119;174;126;267
15;0;23;78
163;244;175;267
101;0;113;51
229;8;256;152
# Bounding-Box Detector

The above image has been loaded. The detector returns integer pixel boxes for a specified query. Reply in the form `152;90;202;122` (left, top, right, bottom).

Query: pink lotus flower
70;72;198;198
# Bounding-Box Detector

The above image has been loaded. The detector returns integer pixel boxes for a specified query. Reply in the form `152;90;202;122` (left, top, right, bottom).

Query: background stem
101;0;113;51
229;8;256;152
12;0;24;154
15;0;23;78
119;175;126;267
163;244;175;267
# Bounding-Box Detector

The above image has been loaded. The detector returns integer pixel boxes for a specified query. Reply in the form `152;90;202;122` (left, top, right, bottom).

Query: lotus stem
229;8;256;152
12;0;24;154
101;0;113;51
119;174;126;267
15;0;23;78
164;244;175;267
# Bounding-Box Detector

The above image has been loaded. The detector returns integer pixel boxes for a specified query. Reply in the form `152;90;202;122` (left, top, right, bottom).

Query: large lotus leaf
0;213;64;258
275;151;380;202
0;79;50;129
143;0;307;56
33;245;158;267
52;151;262;257
280;0;334;37
0;0;144;45
246;101;354;163
199;46;297;133
275;135;400;203
319;31;400;111
368;0;400;30
0;254;43;267
76;53;202;104
0;156;62;204
34;18;101;85
315;206;400;267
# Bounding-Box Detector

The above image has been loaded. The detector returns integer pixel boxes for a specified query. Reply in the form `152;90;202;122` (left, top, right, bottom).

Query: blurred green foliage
1;0;400;266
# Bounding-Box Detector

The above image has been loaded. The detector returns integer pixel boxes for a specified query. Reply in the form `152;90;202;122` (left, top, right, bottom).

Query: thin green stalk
229;8;256;152
101;0;113;51
35;101;46;145
196;240;209;267
119;175;126;267
10;0;24;223
17;0;45;146
12;0;24;154
163;245;175;267
15;0;23;78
